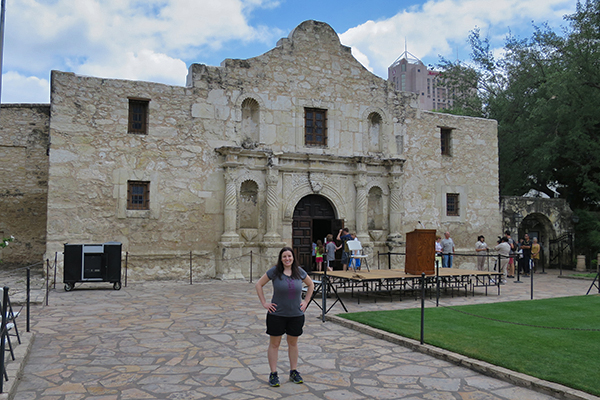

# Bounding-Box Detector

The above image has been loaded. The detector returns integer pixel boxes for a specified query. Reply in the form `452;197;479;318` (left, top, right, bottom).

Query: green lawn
340;295;600;396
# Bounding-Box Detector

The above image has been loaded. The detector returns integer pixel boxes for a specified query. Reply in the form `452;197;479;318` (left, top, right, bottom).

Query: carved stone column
355;171;368;242
221;167;239;242
264;165;281;241
387;162;404;248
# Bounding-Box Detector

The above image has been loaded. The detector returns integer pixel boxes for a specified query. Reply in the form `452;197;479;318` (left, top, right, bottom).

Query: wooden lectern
405;229;436;275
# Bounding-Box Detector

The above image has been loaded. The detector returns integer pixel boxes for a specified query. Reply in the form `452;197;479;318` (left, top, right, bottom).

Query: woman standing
255;247;314;387
475;235;489;271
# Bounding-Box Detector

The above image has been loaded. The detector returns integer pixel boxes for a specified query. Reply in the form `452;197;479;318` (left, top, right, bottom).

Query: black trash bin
63;242;122;291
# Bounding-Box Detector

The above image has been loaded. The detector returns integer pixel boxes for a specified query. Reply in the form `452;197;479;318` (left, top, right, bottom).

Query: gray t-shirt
266;266;308;317
326;241;336;261
440;238;454;254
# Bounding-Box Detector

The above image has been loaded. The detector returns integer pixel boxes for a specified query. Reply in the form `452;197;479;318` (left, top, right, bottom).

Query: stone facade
0;104;50;265
2;21;502;279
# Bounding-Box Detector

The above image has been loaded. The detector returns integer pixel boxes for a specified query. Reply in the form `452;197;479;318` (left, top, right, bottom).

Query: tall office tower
388;50;454;111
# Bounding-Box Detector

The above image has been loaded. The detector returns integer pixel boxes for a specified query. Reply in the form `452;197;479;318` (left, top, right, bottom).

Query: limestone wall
0;104;50;266
44;20;501;279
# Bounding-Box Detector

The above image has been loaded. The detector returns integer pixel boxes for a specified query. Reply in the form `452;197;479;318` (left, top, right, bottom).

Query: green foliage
0;236;14;249
438;0;600;210
341;295;600;396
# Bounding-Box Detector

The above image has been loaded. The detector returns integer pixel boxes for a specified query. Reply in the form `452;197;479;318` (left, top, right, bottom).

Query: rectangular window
305;108;327;146
446;193;460;216
128;99;149;134
127;181;150;210
441;127;452;156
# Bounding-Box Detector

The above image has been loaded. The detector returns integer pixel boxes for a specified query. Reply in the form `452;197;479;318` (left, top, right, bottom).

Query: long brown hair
273;246;302;280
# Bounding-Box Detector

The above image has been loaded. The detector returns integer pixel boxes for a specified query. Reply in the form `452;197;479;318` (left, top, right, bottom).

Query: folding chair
346;240;370;272
0;288;18;362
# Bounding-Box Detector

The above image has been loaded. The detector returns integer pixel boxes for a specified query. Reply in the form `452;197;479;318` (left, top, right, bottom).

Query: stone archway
292;194;343;271
520;213;554;269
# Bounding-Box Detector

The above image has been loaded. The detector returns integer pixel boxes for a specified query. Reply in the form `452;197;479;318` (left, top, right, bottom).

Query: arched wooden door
292;195;343;271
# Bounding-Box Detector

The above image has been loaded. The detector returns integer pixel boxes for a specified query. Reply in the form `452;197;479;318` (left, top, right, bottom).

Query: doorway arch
292;194;343;271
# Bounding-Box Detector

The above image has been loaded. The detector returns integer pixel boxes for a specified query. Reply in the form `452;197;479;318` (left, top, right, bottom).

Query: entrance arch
292;194;343;271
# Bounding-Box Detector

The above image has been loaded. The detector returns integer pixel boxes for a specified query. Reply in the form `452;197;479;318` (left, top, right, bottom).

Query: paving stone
1;270;597;399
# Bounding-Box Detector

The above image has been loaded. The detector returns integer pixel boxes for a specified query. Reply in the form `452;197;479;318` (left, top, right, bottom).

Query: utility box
63;242;122;291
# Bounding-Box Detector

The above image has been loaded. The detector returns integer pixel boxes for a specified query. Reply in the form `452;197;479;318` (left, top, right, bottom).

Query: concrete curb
327;315;600;400
0;331;35;400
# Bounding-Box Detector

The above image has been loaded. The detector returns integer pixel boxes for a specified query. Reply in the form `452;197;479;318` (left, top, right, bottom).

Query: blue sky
0;0;576;103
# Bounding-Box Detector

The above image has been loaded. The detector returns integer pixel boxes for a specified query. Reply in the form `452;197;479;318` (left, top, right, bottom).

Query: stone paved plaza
2;268;599;399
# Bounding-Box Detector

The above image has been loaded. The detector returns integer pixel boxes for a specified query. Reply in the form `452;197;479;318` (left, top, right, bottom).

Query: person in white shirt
475;235;489;271
494;237;511;282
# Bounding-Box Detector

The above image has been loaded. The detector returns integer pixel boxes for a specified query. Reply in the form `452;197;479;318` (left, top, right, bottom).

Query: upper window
305;108;327;146
441;127;452;156
127;181;150;210
446;193;460;216
128;99;149;134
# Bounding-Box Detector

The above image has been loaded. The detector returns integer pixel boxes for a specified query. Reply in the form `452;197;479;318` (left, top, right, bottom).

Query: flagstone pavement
2;268;599;400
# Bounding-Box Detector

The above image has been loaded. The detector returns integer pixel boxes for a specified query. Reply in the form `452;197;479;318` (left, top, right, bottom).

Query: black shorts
266;314;305;337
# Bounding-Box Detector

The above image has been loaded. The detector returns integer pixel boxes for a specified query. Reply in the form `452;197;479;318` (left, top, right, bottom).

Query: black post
250;251;253;283
53;251;58;289
420;272;425;345
514;257;523;283
435;259;440;307
26;268;30;332
45;259;50;306
377;251;380;270
125;252;128;288
388;252;391;269
530;259;534;300
189;251;193;285
0;286;7;393
321;267;327;323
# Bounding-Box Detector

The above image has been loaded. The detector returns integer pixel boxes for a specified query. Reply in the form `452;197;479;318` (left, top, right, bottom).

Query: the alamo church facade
0;21;501;279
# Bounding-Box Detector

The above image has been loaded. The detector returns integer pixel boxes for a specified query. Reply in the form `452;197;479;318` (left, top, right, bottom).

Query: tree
438;0;600;253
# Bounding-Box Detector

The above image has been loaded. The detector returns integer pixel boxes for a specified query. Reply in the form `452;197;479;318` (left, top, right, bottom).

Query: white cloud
339;0;576;78
1;72;49;104
77;50;189;86
1;0;282;102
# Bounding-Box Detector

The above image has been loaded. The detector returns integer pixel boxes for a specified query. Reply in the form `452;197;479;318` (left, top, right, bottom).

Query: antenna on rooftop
390;41;423;68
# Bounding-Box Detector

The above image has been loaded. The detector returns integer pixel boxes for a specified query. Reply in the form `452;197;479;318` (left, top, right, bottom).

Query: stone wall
42;20;501;279
0;104;50;266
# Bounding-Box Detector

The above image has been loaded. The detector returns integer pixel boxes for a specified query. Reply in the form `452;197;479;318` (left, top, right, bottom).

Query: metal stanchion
125;252;128;288
530;260;534;299
435;259;440;307
45;259;50;306
0;287;7;393
250;251;253;283
53;252;58;289
26;268;30;332
189;251;193;285
321;267;327;323
514;257;523;283
420;272;425;345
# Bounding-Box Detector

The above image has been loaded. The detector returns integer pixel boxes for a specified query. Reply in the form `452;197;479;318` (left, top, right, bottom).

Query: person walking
475;235;489;271
337;228;353;271
520;234;532;277
505;230;516;278
325;234;340;271
494;237;510;282
531;237;541;272
255;247;314;387
440;231;455;268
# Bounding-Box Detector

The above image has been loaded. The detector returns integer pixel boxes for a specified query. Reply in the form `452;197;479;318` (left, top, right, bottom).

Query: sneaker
269;372;280;387
289;369;304;384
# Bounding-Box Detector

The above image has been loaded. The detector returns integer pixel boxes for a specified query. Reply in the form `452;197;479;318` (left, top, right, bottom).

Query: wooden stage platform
310;268;504;303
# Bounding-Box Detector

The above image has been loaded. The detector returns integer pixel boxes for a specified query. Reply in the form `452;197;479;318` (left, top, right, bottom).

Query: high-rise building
388;51;453;111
